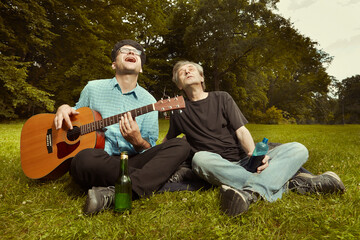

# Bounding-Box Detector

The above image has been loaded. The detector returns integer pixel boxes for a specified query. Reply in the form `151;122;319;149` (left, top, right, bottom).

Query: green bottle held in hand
114;151;132;213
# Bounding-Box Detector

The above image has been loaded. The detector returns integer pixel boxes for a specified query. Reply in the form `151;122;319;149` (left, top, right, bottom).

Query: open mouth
125;57;136;63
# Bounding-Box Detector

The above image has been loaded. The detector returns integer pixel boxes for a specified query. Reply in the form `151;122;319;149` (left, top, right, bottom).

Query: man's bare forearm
235;126;255;156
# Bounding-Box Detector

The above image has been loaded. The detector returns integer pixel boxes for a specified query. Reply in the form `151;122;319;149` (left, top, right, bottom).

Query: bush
250;106;296;124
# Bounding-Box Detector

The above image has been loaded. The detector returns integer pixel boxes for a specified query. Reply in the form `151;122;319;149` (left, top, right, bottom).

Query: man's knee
71;148;102;173
192;151;212;171
292;142;309;163
280;142;309;165
166;137;190;147
164;138;191;157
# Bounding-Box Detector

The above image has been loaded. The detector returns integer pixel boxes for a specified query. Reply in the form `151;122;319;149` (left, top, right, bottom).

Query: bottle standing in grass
247;138;269;173
114;151;132;213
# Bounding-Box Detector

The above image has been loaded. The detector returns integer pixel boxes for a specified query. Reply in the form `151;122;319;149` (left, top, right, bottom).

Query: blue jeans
192;142;309;202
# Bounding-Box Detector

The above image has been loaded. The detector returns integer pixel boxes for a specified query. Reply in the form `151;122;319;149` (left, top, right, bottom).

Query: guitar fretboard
80;104;155;135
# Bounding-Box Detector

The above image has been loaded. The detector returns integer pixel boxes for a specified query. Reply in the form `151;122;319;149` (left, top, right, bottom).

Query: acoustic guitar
20;96;185;180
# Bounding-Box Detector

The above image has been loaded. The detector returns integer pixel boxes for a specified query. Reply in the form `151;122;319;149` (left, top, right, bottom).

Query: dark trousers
70;138;191;197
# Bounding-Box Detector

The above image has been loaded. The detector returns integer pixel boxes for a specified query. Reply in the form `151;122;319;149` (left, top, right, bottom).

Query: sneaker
288;171;345;195
167;167;196;183
83;186;115;215
219;185;258;217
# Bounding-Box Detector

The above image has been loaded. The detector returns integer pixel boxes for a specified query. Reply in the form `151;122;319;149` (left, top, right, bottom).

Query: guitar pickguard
56;141;80;159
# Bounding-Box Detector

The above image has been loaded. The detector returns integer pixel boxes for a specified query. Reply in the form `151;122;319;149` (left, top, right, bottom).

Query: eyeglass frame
117;47;142;56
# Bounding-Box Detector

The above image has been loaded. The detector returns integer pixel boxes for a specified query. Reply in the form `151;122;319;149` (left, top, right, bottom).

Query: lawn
0;120;359;239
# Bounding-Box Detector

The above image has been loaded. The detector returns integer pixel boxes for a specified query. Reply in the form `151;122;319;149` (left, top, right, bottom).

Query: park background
1;0;359;239
1;0;359;124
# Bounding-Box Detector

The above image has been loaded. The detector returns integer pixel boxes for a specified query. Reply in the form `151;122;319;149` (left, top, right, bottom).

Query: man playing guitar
53;40;191;215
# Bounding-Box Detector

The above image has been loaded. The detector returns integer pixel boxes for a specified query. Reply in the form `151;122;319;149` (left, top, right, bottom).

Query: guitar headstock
154;96;185;112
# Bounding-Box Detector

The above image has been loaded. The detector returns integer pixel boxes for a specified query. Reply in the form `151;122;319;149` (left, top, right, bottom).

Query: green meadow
1;121;359;239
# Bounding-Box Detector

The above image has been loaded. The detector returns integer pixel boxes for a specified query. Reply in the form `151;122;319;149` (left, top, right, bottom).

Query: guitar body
20;107;105;180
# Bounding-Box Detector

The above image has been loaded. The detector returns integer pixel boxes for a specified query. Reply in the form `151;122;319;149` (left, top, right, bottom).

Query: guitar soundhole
67;126;81;141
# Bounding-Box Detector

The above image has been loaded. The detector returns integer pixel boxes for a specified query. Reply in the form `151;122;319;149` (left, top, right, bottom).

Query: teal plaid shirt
74;77;159;156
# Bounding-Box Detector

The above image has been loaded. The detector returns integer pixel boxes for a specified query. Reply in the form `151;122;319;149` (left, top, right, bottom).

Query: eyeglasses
118;47;142;56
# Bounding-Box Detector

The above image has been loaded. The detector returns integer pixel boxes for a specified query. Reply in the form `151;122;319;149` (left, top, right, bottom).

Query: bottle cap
262;138;268;144
120;151;128;159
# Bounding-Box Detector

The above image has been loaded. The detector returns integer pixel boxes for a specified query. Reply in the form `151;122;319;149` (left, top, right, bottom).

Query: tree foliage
1;0;56;118
1;0;358;123
335;75;360;124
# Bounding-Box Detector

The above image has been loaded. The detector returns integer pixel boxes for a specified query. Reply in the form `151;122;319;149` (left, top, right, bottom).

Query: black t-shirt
167;91;248;162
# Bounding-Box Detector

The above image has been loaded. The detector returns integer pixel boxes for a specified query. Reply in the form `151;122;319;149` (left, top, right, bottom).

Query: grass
0;120;359;239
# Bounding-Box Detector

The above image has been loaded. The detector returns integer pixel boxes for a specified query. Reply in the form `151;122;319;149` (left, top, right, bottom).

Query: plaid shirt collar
111;77;139;99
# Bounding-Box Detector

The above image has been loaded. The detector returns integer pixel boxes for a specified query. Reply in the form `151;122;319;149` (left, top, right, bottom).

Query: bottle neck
120;157;128;175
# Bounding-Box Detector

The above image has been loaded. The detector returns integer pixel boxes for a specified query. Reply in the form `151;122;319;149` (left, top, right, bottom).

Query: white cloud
340;0;360;6
276;0;360;80
287;0;317;10
326;34;360;52
326;34;360;79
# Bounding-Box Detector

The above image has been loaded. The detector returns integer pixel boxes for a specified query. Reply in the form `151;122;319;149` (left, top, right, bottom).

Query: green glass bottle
114;151;132;213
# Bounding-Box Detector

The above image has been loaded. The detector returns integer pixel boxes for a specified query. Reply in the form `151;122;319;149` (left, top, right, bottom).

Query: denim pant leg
192;151;253;189
242;142;309;201
192;142;309;202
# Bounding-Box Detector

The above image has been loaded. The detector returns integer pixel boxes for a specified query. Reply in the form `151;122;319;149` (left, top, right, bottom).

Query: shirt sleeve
166;112;181;140
73;83;90;109
223;92;248;130
139;108;159;148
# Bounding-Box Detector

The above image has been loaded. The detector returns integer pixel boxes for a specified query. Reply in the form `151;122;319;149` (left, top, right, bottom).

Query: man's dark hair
111;39;146;67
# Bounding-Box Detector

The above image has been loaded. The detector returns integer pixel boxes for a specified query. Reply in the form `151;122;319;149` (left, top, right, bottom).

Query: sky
275;0;360;81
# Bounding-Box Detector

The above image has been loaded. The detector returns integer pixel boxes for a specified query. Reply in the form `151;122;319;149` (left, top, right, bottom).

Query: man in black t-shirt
167;91;249;162
164;60;345;216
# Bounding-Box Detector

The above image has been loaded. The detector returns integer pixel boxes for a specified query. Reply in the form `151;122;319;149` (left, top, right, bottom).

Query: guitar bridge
46;129;53;153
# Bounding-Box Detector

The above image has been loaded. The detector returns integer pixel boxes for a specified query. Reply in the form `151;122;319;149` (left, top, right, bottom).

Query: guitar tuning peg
179;110;182;113
171;110;174;114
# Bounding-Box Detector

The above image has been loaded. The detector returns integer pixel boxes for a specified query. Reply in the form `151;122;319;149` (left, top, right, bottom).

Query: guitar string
65;101;180;139
65;107;145;139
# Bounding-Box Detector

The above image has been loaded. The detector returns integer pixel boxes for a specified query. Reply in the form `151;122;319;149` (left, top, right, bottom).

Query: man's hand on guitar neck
54;104;79;130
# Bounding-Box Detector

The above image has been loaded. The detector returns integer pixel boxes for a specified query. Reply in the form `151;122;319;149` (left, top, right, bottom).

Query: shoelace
168;174;180;183
293;175;328;192
102;187;115;209
289;178;311;191
102;194;113;209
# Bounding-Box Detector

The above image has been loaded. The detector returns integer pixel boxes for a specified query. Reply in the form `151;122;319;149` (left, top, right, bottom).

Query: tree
172;0;279;118
336;75;360;123
164;0;333;123
0;0;56;119
37;0;172;108
1;0;340;124
264;16;333;123
1;0;172;119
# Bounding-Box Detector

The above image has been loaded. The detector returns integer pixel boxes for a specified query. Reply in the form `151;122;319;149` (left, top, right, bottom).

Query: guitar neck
80;103;155;135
